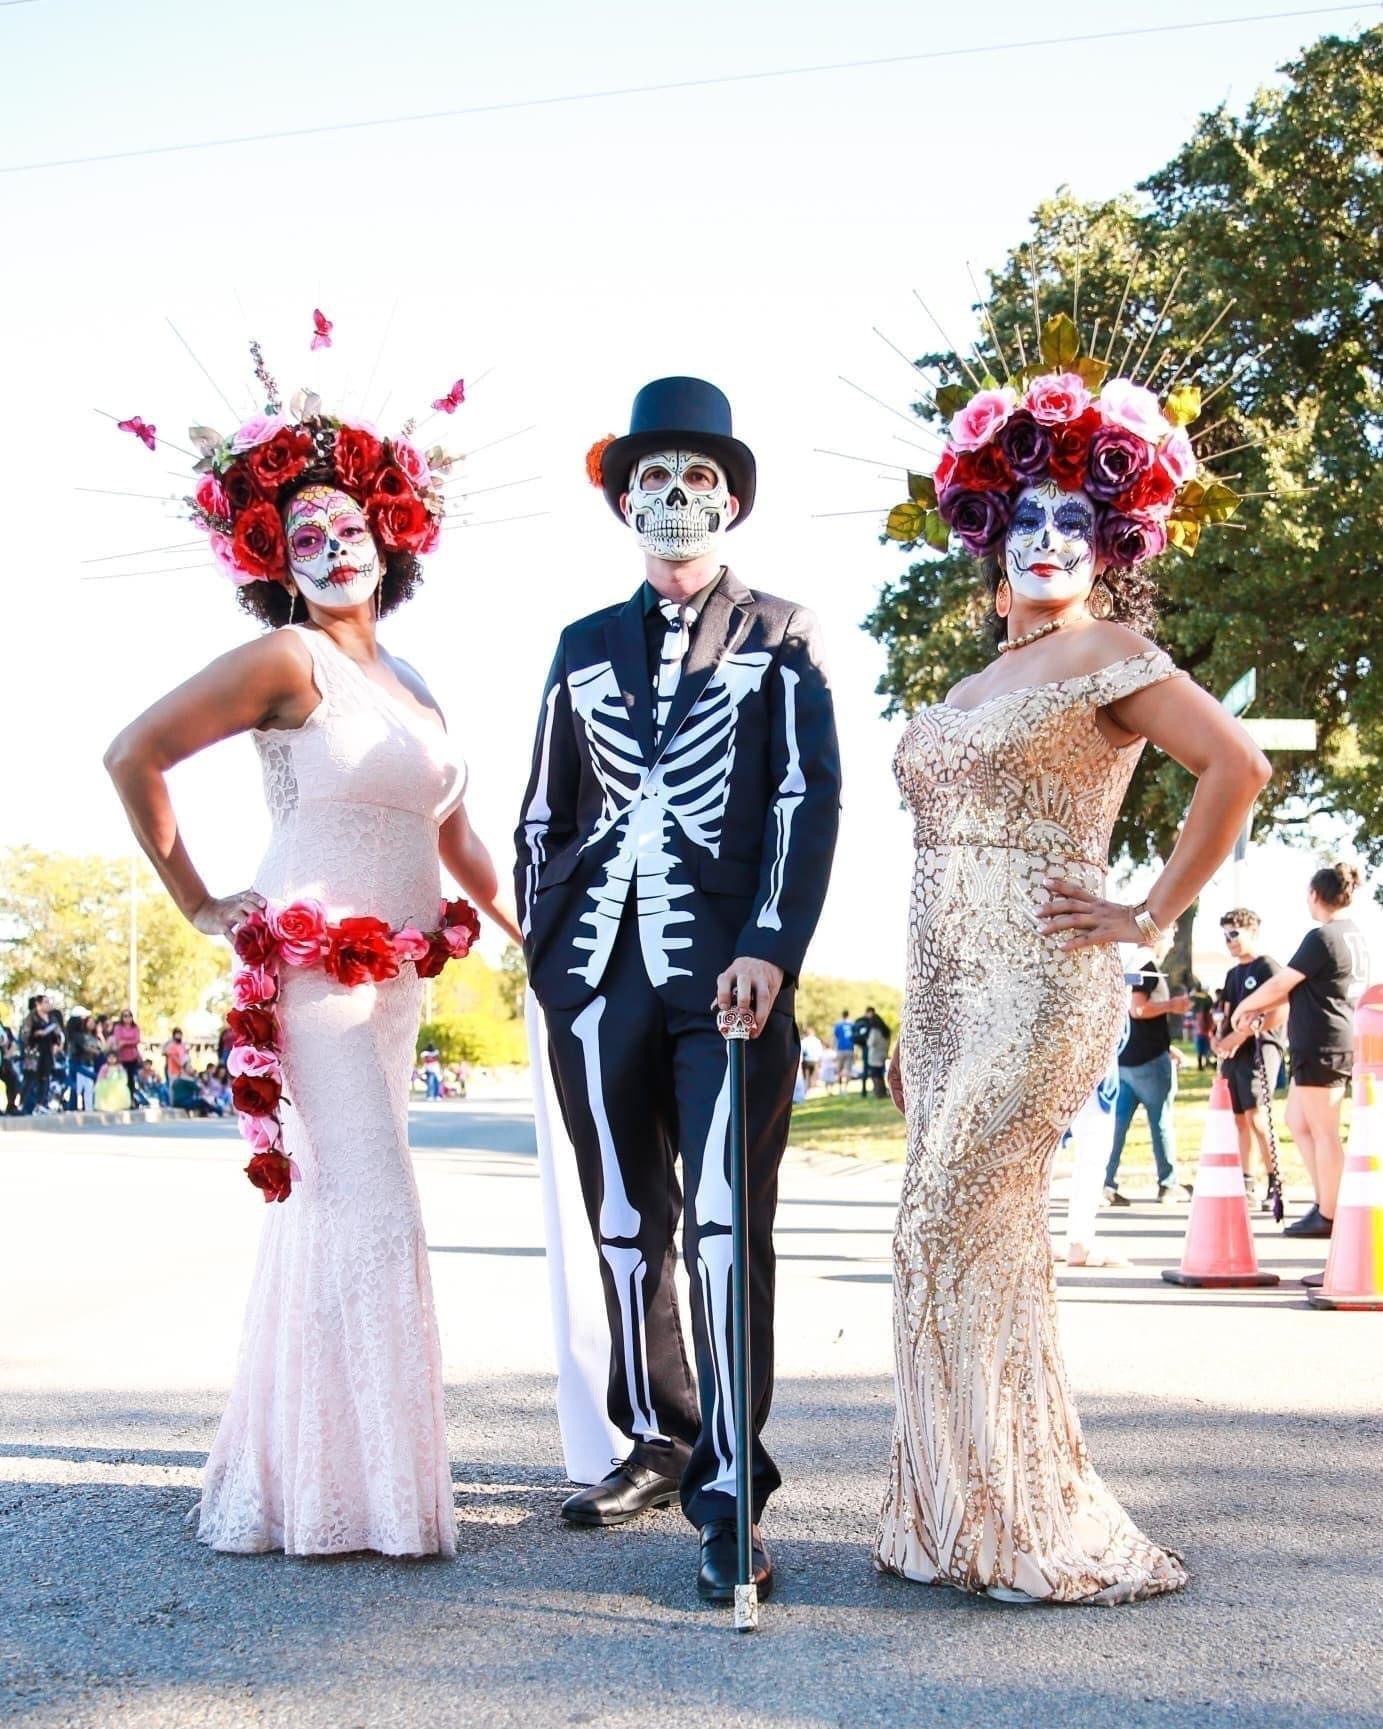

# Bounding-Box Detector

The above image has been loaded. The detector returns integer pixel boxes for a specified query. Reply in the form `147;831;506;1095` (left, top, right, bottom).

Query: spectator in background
857;1006;892;1099
1233;862;1371;1240
0;1018;21;1114
19;994;64;1115
72;1015;106;1112
832;1008;855;1084
1104;951;1192;1205
64;1006;88;1109
420;1046;443;1101
94;1053;130;1112
818;1043;839;1092
1212;909;1286;1207
799;1026;823;1093
110;1010;144;1108
140;1060;169;1108
163;1027;189;1089
217;1021;234;1066
1193;993;1215;1070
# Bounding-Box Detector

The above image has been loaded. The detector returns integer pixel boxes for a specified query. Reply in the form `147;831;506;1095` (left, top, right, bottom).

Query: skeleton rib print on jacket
515;569;841;1017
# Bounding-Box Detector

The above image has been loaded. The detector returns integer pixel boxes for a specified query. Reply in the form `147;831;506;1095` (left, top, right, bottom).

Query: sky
1;0;1378;990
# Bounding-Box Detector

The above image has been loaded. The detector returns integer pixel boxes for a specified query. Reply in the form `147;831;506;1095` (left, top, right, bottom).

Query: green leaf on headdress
1039;313;1081;370
979;373;999;391
935;382;971;419
1074;356;1110;392
923;508;951;551
1166;517;1202;555
1163;384;1202;427
1198;481;1242;523
188;425;223;457
886;502;927;543
907;471;937;507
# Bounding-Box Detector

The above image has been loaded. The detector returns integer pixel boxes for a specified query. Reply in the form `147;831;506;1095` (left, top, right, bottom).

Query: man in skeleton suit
516;377;840;1601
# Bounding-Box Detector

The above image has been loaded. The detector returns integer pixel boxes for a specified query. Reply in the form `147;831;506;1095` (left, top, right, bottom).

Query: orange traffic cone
1162;1075;1280;1288
1308;1074;1383;1311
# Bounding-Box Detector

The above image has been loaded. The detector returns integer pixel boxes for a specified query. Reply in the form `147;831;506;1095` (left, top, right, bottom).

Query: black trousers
543;910;798;1527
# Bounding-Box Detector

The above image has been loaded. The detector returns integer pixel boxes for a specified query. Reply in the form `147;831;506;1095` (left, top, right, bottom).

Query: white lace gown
198;625;464;1557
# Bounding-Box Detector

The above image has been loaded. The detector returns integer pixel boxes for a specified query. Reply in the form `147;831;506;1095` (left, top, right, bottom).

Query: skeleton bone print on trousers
516;569;840;1523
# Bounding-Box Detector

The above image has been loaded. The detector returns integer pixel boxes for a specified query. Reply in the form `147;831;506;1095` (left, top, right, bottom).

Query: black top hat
599;377;756;528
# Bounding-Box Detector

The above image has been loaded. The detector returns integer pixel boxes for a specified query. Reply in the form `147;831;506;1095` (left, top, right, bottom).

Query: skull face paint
623;449;734;562
1005;481;1097;603
283;484;381;610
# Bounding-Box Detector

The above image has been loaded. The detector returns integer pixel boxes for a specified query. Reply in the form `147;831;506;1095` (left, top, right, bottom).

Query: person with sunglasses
1212;909;1285;1207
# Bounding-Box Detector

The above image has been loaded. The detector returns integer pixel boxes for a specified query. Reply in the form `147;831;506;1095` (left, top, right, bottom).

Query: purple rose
945;489;1011;558
1086;425;1153;501
1097;509;1168;568
996;411;1052;482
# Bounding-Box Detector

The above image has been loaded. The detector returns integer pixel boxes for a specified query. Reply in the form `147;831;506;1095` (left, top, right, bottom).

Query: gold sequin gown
876;648;1190;1605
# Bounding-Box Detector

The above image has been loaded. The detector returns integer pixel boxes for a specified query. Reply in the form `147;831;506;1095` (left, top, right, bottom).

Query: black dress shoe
560;1459;681;1526
1283;1204;1333;1239
696;1518;774;1602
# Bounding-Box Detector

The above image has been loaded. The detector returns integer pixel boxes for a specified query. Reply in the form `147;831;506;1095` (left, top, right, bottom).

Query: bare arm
439;803;523;948
1040;673;1271;950
1231;965;1304;1030
104;632;318;934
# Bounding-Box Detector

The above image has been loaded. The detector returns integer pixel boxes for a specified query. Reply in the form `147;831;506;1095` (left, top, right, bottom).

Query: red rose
232;911;280;967
244;1150;293;1204
324;916;401;986
246;426;314;497
222;461;258;513
439;898;481;957
195;472;230;523
232;1072;283;1115
953;444;1014;493
371;464;412;498
227;1006;278;1049
1047;407;1101;490
333;426;384;497
415;934;452;979
231;500;287;580
933;447;958;494
1116;461;1178;515
367;490;434;553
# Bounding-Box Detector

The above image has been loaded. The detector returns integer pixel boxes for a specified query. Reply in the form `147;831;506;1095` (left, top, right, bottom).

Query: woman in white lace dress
106;397;520;1556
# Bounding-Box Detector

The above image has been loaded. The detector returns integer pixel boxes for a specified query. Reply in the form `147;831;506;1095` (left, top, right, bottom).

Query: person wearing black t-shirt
1103;953;1191;1203
1212;908;1286;1205
1233;863;1371;1239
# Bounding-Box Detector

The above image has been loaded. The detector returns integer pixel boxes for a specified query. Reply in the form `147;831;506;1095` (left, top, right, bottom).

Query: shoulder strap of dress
1086;648;1183;708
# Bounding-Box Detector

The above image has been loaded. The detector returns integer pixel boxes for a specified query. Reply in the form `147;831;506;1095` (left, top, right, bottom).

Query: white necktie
654;599;693;744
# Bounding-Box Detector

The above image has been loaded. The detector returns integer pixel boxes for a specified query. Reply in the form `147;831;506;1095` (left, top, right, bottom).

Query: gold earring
1089;577;1113;620
995;576;1012;620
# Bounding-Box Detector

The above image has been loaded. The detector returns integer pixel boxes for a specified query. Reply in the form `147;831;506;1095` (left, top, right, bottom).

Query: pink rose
1158;427;1198;487
232;965;278;1008
237;1111;280;1152
1023;372;1092;426
228;1045;283;1080
391;438;431;490
948;387;1017;452
208;531;257;587
392;927;431;963
267;898;328;967
442;924;475;957
229;413;290;454
1098;379;1170;444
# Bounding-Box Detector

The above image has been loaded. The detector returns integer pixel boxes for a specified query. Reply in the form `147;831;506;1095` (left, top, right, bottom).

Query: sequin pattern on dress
876;648;1190;1605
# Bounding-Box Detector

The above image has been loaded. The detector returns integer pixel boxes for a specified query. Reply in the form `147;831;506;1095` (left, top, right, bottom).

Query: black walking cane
1250;1016;1286;1224
717;1002;759;1632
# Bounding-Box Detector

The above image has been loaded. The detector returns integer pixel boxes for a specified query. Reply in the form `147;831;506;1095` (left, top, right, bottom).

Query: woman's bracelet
1131;900;1164;948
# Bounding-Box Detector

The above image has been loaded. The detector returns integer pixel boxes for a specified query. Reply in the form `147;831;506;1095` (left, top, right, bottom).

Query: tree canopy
865;28;1381;875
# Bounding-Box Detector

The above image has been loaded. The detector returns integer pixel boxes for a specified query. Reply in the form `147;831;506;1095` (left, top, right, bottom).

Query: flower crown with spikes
884;309;1242;569
113;313;465;589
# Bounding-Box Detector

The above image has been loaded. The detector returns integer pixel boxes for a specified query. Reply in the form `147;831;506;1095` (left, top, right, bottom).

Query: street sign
1242;719;1318;751
1221;669;1257;717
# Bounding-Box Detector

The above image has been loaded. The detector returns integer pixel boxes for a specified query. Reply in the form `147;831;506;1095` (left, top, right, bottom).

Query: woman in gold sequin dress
874;361;1270;1604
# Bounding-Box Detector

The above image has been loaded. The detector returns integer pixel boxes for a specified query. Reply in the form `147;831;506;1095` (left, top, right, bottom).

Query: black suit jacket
515;568;841;1018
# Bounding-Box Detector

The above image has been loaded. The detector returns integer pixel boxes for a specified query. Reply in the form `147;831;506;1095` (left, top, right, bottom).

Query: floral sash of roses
228;896;481;1202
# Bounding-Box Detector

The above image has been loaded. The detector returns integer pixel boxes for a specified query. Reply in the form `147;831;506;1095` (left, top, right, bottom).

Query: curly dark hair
975;555;1159;647
233;476;425;629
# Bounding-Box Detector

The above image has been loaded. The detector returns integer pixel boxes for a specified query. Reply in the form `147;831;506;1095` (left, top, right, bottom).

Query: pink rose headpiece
883;307;1242;570
103;314;473;590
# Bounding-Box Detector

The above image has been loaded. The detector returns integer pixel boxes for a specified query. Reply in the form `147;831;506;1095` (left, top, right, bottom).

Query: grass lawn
790;1048;1340;1196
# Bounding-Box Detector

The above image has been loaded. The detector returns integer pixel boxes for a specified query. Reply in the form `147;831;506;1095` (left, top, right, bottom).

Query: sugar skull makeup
1004;480;1097;604
623;449;734;562
283;484;381;610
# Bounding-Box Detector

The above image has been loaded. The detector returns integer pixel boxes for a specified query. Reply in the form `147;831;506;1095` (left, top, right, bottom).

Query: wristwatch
1131;900;1164;948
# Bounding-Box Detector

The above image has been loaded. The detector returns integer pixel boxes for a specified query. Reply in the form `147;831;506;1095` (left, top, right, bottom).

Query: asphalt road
2;1101;1380;1729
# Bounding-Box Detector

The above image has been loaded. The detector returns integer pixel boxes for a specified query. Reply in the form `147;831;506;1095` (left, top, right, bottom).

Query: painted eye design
289;525;327;560
336;518;369;541
1054;503;1094;537
1011;500;1044;534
